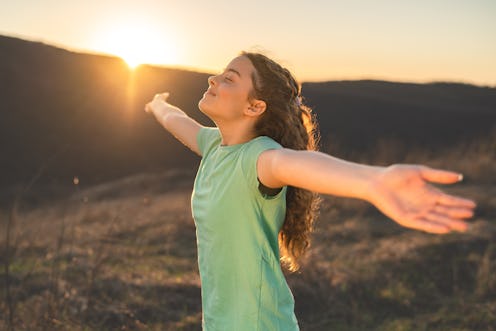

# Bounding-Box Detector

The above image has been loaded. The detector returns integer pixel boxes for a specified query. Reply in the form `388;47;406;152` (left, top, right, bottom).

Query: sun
95;22;178;69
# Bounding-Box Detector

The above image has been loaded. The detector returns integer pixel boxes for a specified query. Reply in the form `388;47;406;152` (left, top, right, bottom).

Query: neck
214;119;258;146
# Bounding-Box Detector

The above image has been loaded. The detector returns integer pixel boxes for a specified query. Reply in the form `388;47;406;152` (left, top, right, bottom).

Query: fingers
403;215;469;234
420;166;463;184
154;92;169;101
402;218;451;234
144;102;152;113
425;193;476;233
437;192;477;209
434;204;474;219
399;195;474;233
145;92;170;113
402;201;473;233
424;212;469;232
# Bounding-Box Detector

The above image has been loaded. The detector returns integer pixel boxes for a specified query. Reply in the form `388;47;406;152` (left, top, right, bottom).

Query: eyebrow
224;68;242;78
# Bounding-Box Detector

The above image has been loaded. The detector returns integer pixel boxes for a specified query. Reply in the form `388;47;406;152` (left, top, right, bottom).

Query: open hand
369;165;476;234
145;92;170;114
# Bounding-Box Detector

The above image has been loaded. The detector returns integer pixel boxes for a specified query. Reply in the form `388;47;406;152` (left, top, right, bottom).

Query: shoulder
246;136;282;153
257;147;305;189
241;136;283;165
197;127;221;156
245;137;286;189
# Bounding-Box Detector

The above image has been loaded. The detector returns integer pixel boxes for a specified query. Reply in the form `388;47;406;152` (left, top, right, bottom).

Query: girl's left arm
257;149;476;234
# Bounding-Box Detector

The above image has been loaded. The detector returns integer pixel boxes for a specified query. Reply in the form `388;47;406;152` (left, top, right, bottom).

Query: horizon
1;1;495;87
2;32;494;89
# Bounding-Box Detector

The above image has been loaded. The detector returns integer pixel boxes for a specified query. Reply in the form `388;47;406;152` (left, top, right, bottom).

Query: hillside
1;34;495;194
0;35;211;190
1;168;495;330
303;80;496;153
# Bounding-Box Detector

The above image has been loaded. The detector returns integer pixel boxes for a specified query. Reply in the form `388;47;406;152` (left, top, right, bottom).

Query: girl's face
198;55;256;122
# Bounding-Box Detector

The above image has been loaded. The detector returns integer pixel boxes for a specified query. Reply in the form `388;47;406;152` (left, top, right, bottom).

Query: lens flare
95;21;177;69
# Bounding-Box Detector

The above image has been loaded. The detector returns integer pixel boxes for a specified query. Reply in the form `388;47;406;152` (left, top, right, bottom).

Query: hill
1;34;495;194
303;80;496;153
1;169;495;330
0;35;211;191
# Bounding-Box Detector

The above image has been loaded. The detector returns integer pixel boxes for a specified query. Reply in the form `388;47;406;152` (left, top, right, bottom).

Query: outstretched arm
145;93;203;155
258;149;476;234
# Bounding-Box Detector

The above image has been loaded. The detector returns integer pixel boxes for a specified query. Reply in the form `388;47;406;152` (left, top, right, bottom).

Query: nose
208;75;218;86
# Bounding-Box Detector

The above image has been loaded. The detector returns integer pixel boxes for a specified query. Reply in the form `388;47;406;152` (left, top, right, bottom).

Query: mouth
205;88;216;97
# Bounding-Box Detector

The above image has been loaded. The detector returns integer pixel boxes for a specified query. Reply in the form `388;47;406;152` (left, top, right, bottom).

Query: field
1;33;495;331
1;139;495;331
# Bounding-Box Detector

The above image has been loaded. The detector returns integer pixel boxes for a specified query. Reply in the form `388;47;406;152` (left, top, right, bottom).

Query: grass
1;144;495;330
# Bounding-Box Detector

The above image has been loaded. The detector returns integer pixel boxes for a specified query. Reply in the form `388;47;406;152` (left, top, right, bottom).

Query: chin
198;98;207;113
198;98;212;116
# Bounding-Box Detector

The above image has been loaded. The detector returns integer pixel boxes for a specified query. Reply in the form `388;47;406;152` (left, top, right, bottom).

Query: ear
245;99;266;117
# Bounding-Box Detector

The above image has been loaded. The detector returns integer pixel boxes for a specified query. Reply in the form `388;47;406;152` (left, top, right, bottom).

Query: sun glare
95;22;178;69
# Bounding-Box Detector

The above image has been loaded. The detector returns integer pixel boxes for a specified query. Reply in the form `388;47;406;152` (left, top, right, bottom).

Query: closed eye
220;67;241;82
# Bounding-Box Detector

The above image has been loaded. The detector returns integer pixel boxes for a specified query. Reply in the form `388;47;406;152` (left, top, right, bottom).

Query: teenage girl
145;52;476;331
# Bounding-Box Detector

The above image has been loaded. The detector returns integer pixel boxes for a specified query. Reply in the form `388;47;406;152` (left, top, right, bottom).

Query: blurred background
1;1;495;330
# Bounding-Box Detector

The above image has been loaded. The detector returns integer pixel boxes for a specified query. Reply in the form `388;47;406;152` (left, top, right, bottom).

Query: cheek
198;85;250;118
218;87;249;108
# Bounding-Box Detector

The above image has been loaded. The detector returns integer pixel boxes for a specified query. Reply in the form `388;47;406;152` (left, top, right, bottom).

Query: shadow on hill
290;219;496;331
84;279;201;330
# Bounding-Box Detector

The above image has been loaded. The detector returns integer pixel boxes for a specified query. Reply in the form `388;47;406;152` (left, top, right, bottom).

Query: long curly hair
243;52;321;272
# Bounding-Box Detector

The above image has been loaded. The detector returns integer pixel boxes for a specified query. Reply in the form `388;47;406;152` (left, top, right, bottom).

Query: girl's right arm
145;93;203;156
257;149;475;234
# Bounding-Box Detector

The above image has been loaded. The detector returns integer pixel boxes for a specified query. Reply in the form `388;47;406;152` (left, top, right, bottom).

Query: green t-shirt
191;127;299;331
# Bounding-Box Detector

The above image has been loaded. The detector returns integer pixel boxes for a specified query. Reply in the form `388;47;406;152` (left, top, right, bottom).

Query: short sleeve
197;127;221;157
241;136;283;194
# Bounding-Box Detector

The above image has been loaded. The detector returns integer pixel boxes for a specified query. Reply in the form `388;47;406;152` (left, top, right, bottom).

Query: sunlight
95;21;178;69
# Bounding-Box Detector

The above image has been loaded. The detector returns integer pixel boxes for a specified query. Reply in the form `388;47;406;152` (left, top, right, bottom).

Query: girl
145;52;476;331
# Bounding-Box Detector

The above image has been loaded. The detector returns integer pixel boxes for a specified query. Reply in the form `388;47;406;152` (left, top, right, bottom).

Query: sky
1;0;495;86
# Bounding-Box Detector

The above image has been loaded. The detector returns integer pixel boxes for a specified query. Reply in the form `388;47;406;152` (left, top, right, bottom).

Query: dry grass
1;170;202;330
1;146;495;330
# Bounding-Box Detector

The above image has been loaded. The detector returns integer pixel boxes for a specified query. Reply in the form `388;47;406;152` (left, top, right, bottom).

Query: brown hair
243;52;321;272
